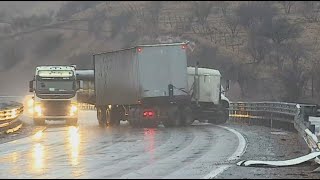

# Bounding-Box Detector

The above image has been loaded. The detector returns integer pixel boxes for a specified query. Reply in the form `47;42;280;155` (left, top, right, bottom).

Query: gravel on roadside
216;121;320;179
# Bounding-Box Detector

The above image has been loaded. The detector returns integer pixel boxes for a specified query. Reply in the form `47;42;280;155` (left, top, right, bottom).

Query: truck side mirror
29;80;34;92
226;80;230;91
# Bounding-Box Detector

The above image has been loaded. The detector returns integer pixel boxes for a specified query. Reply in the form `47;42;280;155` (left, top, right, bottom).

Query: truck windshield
37;79;75;94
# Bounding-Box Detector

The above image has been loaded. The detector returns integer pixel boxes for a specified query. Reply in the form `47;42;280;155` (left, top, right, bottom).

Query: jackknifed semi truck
77;42;230;127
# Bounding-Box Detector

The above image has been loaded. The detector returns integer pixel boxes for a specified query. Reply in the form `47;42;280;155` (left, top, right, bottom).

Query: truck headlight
70;104;78;116
28;99;34;107
34;105;42;116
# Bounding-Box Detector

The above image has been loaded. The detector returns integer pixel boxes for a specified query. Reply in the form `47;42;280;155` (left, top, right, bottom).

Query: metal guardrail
0;101;24;135
78;103;96;111
229;102;320;156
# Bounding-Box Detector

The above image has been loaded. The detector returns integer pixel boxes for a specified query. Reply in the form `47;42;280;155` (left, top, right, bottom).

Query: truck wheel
209;110;228;125
129;108;142;128
34;118;45;126
141;120;159;128
218;109;229;124
130;121;141;128
163;106;181;127
128;108;138;128
109;106;121;127
66;118;78;126
97;106;107;127
180;106;194;126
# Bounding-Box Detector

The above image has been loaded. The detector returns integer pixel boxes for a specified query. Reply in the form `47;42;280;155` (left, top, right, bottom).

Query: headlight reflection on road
33;130;43;140
10;152;19;163
68;126;81;166
9;152;21;175
32;143;45;172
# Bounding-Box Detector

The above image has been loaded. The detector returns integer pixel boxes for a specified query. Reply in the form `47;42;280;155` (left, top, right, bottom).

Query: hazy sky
0;2;65;96
0;1;64;17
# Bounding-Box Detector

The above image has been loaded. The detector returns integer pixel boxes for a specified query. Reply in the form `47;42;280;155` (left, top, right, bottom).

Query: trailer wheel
128;108;139;128
109;106;121;127
180;106;194;126
140;119;159;128
97;106;107;127
33;118;45;126
163;106;181;127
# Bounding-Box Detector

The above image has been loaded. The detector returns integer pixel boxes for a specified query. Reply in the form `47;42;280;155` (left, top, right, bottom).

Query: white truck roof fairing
36;66;76;78
36;66;75;71
187;67;221;76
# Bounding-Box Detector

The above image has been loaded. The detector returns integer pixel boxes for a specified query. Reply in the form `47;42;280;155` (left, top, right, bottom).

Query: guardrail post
270;112;273;129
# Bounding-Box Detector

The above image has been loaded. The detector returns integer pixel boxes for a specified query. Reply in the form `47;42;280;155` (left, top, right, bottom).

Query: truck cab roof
36;66;75;71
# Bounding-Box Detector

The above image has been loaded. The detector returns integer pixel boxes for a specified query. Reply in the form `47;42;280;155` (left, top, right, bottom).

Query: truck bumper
36;116;77;120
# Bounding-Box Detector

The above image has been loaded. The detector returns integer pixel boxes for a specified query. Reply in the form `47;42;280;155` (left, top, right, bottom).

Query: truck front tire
208;109;229;125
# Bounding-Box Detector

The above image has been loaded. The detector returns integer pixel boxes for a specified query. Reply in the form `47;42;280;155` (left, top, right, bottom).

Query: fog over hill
0;1;319;104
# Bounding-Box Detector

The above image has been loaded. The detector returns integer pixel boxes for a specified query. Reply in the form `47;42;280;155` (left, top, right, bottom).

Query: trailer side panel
94;48;140;106
138;45;188;98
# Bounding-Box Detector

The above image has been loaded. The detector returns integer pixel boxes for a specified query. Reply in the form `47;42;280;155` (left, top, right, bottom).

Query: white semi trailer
92;42;190;127
77;42;230;128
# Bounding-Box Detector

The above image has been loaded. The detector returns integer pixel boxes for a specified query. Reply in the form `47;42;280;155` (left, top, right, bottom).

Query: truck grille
41;100;71;116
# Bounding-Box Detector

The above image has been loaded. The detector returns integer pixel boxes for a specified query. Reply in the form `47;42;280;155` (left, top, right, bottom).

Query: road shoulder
216;122;320;179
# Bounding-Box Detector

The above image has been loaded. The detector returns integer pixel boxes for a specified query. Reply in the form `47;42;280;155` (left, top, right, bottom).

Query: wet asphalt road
0;111;242;179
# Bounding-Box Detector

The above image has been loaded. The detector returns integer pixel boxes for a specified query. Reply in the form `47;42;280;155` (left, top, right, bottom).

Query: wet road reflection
33;130;43;140
31;143;45;173
68;126;80;166
144;128;156;164
0;111;238;179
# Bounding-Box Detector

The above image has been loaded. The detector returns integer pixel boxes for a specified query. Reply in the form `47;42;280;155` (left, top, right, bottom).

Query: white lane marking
219;125;247;161
203;125;247;179
203;165;230;179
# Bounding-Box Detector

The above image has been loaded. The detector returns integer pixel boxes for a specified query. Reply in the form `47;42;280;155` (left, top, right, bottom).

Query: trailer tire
163;106;181;127
140;120;159;128
33;118;45;126
180;106;194;126
97;106;107;127
109;106;121;127
128;108;141;128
